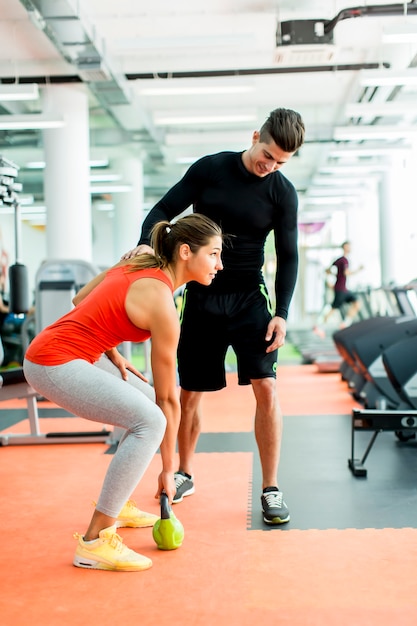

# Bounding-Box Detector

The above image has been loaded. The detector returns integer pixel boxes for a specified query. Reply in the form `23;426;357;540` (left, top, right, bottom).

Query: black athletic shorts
331;290;357;309
177;285;278;391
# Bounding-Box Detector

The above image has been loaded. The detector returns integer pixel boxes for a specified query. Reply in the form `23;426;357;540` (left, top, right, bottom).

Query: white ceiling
1;0;417;221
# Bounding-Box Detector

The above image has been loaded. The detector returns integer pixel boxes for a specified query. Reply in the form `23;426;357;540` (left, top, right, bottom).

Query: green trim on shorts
259;283;273;317
179;288;187;324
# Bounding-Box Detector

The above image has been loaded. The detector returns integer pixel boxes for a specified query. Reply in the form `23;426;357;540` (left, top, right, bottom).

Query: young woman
23;213;223;572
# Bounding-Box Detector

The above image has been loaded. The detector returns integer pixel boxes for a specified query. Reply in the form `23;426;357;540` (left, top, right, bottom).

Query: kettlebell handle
160;491;171;519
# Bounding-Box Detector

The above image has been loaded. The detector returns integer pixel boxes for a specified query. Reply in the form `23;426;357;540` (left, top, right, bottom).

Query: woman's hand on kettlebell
155;471;176;504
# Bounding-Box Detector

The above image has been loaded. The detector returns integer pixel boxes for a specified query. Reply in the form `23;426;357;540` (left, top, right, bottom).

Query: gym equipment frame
0;367;112;446
348;407;417;477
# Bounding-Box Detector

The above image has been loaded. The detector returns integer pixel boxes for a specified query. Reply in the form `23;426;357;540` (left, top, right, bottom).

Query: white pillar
378;152;417;285
42;85;92;260
111;157;145;363
346;183;381;289
111;157;145;260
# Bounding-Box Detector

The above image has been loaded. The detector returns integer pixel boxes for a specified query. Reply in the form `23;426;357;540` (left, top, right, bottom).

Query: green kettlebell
152;492;185;550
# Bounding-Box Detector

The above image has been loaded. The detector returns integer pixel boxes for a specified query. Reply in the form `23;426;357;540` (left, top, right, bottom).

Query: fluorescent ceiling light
359;68;417;87
334;125;417;140
89;174;121;183
140;85;254;96
90;184;132;194
304;196;359;205
25;161;45;169
19;194;35;205
328;146;411;158
319;164;388;174
166;131;248;146
0;83;39;101
154;113;256;125
0;114;65;130
175;157;198;164
382;23;417;44
345;101;417;117
308;187;364;196
116;34;252;50
298;211;334;221
89;160;110;168
94;203;115;212
311;177;372;187
26;159;110;170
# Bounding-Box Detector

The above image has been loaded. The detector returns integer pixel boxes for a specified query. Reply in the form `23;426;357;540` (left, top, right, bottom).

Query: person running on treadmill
322;241;364;328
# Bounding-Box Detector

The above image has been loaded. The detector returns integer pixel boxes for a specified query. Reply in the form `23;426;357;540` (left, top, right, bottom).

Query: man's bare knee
180;389;203;415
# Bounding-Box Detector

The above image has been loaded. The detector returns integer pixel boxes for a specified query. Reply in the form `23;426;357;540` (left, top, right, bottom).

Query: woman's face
187;235;223;285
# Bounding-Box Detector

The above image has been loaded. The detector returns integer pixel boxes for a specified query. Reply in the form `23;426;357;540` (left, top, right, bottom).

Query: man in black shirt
123;108;305;524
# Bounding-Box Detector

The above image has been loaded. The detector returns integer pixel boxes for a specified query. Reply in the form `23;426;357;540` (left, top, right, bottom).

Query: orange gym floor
1;364;417;625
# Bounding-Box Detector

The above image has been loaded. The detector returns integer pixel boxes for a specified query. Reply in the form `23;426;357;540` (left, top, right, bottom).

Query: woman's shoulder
130;267;173;291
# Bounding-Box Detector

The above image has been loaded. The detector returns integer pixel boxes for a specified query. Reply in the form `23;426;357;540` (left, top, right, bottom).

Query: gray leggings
23;355;166;518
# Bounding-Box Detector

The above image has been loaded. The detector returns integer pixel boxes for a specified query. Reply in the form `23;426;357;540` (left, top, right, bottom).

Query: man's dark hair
259;108;305;152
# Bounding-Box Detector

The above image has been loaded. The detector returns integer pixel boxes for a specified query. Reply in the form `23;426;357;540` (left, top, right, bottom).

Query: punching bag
9;262;29;314
9;196;30;315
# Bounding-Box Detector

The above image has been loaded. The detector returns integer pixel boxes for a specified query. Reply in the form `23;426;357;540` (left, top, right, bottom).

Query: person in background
321;240;364;328
23;214;223;572
122;108;305;525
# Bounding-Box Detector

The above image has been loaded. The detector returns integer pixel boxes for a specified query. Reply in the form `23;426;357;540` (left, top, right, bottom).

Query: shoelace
107;532;125;552
73;530;125;552
174;473;189;488
263;491;283;508
124;499;137;511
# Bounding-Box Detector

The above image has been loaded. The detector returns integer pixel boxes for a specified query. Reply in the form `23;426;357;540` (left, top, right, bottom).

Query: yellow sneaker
116;499;159;528
91;499;159;528
73;526;152;572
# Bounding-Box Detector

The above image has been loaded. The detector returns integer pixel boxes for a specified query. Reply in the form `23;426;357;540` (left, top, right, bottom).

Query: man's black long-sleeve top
138;151;298;320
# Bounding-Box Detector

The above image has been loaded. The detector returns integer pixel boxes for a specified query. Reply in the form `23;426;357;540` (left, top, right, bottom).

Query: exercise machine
347;321;417;476
348;407;417;477
350;316;417;409
0;158;112;446
34;258;101;334
333;316;395;393
383;334;417;411
0;360;111;446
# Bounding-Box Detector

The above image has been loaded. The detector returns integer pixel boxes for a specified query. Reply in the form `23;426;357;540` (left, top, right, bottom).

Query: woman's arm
126;279;181;502
104;346;149;383
149;300;181;503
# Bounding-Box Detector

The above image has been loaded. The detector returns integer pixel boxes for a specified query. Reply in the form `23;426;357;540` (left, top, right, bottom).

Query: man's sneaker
261;487;290;525
73;525;153;572
115;499;159;528
172;470;195;504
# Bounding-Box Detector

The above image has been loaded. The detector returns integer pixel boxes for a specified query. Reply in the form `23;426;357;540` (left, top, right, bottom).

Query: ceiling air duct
19;0;131;106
